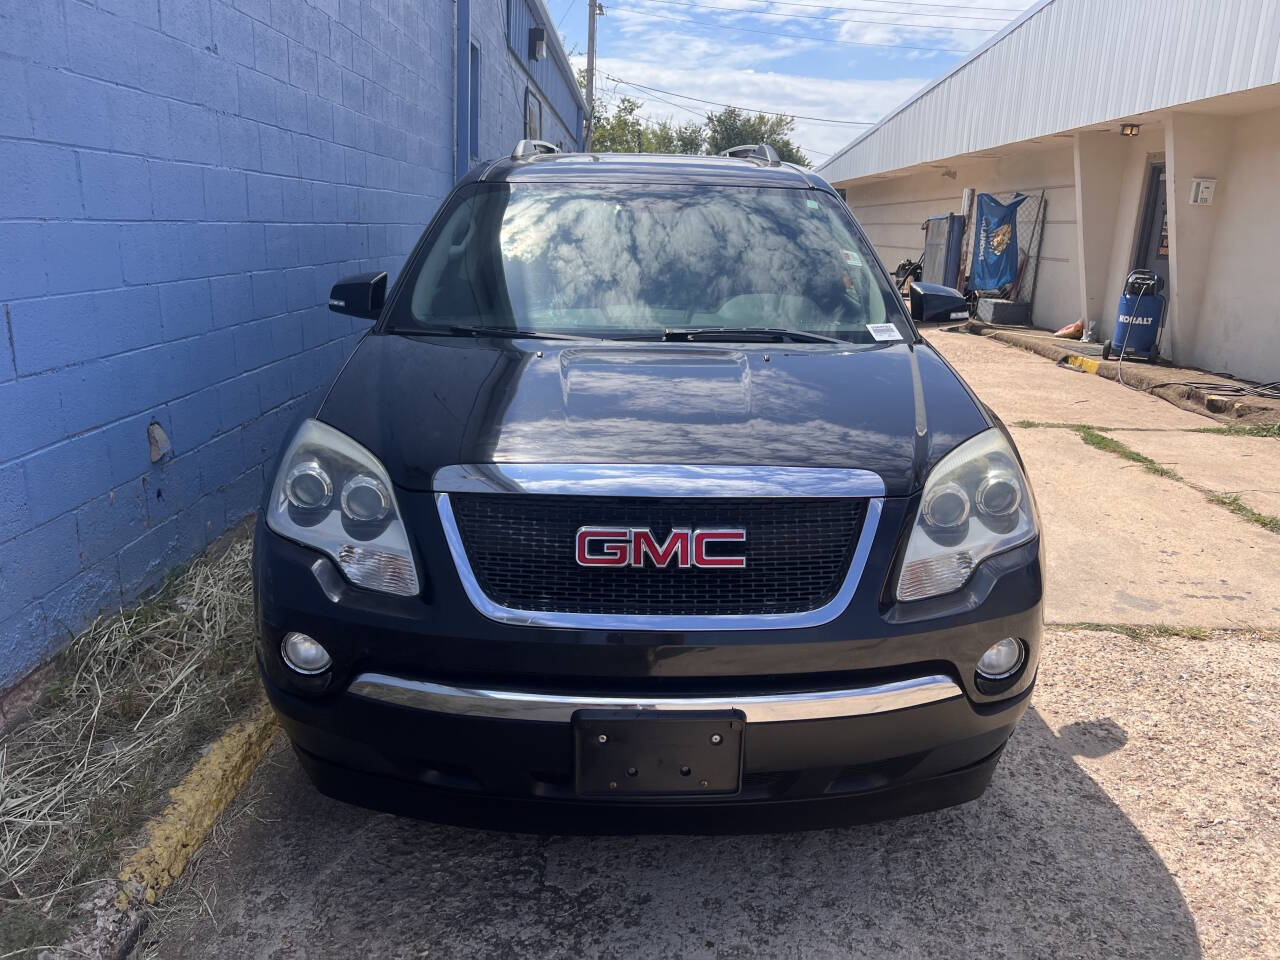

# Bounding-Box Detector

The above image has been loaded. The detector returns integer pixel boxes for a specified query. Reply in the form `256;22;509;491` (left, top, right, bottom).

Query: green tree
645;118;706;155
589;95;645;152
703;107;809;166
577;72;805;163
587;96;706;154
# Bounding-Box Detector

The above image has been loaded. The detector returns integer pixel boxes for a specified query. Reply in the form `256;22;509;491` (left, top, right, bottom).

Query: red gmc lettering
632;529;691;568
692;529;747;568
575;528;631;566
575;527;746;569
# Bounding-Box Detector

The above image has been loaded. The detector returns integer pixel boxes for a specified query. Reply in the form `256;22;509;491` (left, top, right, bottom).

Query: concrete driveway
932;327;1280;627
140;329;1280;960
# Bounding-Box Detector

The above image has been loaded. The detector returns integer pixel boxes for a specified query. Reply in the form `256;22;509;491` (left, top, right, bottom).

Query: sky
552;0;1041;167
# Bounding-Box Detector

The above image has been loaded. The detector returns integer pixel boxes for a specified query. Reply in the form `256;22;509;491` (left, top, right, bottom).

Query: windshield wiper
661;326;847;344
435;325;596;341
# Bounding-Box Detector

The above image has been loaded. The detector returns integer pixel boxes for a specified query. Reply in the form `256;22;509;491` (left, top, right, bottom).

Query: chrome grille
448;494;866;616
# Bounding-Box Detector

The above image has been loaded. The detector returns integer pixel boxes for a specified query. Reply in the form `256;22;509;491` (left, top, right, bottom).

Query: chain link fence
960;191;1048;304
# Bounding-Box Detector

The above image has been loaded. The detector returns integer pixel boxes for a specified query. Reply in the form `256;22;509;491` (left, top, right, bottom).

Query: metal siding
506;0;584;144
1261;0;1280;84
819;0;1280;183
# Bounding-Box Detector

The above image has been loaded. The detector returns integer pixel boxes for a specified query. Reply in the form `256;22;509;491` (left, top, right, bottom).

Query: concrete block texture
0;0;456;689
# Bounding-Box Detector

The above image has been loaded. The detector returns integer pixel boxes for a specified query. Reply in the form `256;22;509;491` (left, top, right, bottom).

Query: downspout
454;0;471;182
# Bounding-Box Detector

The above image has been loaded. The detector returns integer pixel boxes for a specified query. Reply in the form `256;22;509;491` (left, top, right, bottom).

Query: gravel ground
1034;627;1280;958
139;627;1279;959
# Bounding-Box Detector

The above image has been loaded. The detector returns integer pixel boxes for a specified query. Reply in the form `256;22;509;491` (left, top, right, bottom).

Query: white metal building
819;0;1280;382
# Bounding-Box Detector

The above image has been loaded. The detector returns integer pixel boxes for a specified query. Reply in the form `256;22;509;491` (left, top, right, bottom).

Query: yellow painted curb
117;701;277;909
1065;353;1101;375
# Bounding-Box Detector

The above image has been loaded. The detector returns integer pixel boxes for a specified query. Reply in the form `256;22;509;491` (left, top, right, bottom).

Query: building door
1134;163;1169;291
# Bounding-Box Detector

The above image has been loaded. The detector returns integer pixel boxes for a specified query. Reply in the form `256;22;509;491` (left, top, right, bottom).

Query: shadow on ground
145;708;1199;960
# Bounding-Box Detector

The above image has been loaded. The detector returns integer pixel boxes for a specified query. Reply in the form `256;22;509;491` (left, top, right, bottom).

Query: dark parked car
254;141;1043;833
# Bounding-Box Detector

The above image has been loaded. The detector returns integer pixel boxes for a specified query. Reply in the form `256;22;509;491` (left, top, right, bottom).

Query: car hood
317;334;990;497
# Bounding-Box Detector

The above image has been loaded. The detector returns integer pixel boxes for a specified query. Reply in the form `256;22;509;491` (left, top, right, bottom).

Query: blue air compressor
1102;269;1166;362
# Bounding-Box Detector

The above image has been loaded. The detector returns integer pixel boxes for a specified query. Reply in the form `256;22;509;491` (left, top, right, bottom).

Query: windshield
389;183;910;344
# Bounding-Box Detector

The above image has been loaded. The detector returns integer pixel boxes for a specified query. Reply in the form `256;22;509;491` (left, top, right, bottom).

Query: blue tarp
970;193;1028;291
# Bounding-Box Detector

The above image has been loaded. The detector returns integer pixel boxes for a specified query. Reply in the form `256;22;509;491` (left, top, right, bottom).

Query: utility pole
585;0;602;150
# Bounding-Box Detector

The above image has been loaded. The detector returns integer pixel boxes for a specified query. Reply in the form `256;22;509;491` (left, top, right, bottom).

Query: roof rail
511;139;560;161
719;143;781;166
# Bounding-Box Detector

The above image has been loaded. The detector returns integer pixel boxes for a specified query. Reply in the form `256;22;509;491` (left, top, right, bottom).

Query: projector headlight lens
285;460;332;510
341;474;391;522
976;470;1022;518
922;481;970;529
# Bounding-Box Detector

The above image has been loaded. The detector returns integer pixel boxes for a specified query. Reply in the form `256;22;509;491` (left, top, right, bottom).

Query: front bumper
254;495;1043;832
264;662;1030;833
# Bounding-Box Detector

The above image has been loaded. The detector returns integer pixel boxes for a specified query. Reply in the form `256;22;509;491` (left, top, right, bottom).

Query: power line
638;0;1007;30
623;85;713;118
609;5;974;52
556;0;577;28
716;0;1025;18
603;73;877;124
597;76;705;117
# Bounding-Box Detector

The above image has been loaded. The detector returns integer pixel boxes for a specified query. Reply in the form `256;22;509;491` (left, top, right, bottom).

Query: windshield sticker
841;248;862;268
867;323;903;342
806;198;820;210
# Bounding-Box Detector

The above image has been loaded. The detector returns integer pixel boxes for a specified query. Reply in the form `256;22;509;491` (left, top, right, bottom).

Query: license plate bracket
573;710;745;798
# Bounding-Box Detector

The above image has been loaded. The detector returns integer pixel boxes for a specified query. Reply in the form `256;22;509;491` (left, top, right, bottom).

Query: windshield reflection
402;185;905;342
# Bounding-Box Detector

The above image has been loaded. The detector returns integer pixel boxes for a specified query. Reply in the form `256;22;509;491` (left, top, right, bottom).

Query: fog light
977;637;1024;680
282;632;332;675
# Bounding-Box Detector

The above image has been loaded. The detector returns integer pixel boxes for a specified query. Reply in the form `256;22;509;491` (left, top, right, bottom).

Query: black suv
254;142;1043;832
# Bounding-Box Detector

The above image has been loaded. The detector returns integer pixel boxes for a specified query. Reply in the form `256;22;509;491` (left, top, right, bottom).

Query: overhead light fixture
529;26;547;61
1121;123;1140;137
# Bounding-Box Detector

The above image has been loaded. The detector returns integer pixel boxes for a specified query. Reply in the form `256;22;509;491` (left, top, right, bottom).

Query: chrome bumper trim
347;673;963;724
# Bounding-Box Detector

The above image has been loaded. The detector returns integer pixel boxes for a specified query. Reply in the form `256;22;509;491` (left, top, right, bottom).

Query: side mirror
329;272;387;320
909;282;968;324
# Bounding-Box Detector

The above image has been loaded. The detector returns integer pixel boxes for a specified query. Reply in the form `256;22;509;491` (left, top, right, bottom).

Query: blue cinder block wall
0;0;469;689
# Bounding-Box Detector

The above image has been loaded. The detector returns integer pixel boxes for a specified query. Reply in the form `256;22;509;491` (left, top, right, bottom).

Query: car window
397;183;908;343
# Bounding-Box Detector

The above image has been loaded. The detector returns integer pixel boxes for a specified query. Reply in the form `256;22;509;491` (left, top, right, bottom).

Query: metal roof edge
815;0;1059;177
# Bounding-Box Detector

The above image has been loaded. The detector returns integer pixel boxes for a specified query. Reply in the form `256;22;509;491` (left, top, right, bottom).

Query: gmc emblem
575;527;747;569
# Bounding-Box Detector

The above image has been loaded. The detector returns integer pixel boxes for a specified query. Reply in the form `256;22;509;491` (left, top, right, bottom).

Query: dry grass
0;530;258;956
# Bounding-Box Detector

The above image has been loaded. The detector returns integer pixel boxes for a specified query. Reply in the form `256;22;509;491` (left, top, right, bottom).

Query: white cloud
573;1;1036;164
604;0;1022;56
831;0;1015;51
596;57;925;159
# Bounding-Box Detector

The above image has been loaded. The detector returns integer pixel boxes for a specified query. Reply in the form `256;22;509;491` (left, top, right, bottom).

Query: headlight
896;428;1037;602
266;420;420;596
